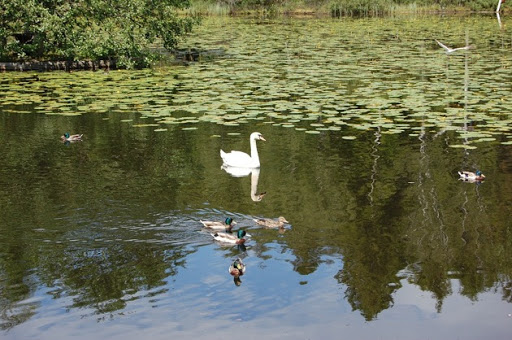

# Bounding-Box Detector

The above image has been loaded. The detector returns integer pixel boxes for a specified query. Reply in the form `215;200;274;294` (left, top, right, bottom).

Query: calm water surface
1;15;512;340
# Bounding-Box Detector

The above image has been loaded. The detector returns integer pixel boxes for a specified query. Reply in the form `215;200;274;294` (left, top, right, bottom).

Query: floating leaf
133;124;160;127
449;144;478;150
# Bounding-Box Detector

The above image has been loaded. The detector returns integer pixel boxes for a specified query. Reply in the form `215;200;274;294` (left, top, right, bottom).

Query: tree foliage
0;0;198;67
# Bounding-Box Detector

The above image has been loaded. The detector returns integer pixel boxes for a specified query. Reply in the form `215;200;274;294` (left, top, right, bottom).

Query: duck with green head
200;217;237;232
61;132;83;142
458;170;485;182
229;258;246;277
211;229;249;245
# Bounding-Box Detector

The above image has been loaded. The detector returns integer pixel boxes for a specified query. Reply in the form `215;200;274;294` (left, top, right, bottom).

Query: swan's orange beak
260;136;266;141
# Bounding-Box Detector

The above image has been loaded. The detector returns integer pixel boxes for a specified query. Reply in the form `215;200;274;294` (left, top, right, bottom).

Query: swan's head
251;132;266;142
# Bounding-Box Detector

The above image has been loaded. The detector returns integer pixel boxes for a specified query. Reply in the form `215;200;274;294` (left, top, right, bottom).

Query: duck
200;217;237;231
211;229;249;245
229;258;246;277
458;170;485;181
60;132;83;142
220;132;266;168
253;216;289;228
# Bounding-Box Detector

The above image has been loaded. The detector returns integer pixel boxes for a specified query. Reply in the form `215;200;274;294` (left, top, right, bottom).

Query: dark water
2;13;512;339
1;108;511;339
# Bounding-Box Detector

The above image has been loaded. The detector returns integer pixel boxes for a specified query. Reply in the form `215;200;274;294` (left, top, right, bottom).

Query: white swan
220;132;266;168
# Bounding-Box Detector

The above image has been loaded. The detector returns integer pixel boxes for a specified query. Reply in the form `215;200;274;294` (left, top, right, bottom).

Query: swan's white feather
220;150;255;167
220;132;265;168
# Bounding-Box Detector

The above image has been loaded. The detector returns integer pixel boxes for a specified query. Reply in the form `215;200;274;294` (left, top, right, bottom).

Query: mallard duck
200;217;237;231
211;229;249;245
229;258;246;277
458;170;485;181
61;133;83;142
253;216;289;228
220;132;266;168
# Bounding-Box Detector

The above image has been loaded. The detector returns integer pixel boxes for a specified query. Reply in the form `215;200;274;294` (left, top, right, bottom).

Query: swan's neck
250;137;260;166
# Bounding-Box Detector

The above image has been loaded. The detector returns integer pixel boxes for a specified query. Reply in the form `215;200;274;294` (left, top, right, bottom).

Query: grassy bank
186;0;503;16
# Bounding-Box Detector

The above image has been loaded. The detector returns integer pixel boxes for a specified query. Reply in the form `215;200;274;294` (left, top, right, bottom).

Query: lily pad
449;144;478;150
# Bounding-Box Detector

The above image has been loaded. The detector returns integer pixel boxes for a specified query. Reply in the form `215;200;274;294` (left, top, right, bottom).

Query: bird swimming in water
60;133;83;142
211;229;249;245
458;170;485;182
253;216;289;228
229;258;246;277
200;217;237;232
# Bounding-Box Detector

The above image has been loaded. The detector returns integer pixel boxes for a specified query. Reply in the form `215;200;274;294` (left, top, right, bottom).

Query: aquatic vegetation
1;16;511;148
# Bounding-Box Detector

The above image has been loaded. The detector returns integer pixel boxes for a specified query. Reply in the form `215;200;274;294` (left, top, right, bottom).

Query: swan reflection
221;165;266;202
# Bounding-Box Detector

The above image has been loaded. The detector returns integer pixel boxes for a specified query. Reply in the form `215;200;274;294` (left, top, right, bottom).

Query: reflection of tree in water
403;122;508;312
330;127;404;320
335;248;399;320
1;110;512;329
0;252;38;330
0;240;191;329
58;243;188;314
502;281;512;303
329;125;512;320
334;207;405;321
405;123;452;312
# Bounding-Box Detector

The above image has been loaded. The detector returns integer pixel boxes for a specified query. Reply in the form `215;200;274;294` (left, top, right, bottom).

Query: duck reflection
221;166;266;202
229;258;246;286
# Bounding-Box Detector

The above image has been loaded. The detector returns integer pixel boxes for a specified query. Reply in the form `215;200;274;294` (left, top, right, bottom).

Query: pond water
1;15;512;340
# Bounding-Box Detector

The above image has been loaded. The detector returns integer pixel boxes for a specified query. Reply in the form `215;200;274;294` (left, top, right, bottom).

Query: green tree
0;0;198;68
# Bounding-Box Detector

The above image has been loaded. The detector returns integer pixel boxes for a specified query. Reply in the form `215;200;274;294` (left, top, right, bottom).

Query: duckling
60;133;83;142
253;216;289;228
458;170;485;182
211;229;249;245
200;217;237;232
229;258;246;277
